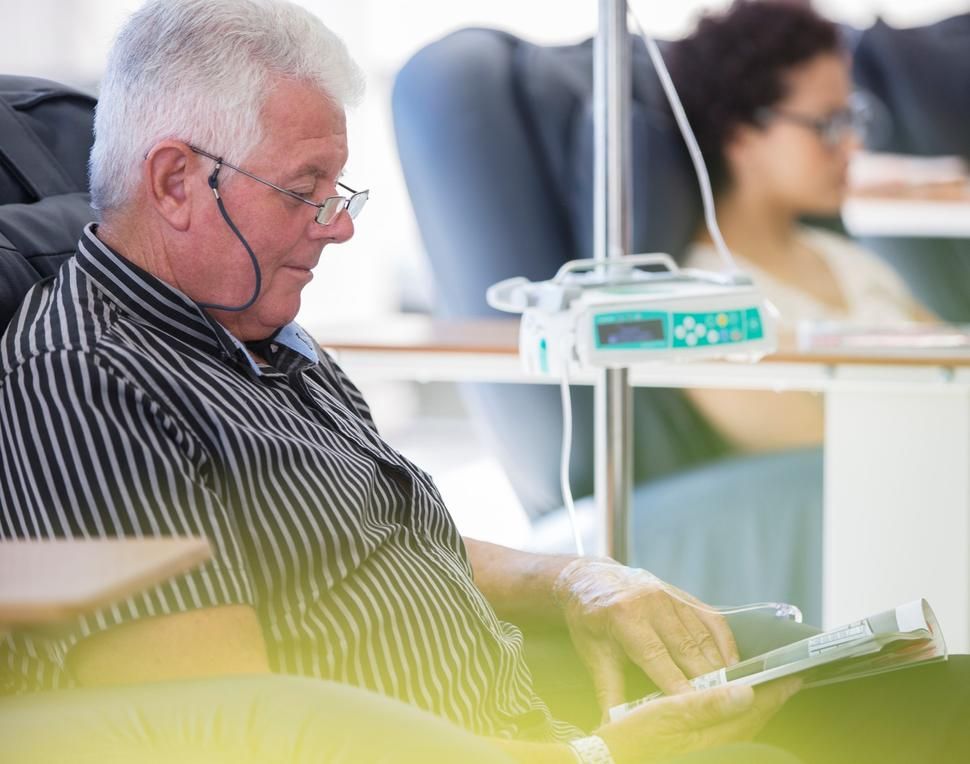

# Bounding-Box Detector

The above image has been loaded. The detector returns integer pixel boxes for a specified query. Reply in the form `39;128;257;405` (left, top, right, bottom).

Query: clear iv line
554;5;799;622
627;5;738;274
557;364;802;623
626;6;798;621
559;359;584;556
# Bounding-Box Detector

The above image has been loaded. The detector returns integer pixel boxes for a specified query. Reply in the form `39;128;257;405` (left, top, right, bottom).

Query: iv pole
593;0;634;562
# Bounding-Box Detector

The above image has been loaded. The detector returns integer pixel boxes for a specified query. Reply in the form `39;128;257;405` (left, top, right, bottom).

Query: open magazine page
609;599;946;722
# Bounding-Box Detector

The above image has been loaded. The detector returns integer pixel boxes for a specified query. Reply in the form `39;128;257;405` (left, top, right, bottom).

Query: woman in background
668;0;932;452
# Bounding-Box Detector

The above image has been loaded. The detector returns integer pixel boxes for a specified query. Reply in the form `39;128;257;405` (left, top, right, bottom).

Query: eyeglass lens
314;191;368;225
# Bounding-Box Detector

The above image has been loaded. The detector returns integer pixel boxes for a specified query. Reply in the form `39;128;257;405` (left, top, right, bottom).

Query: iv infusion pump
487;254;777;376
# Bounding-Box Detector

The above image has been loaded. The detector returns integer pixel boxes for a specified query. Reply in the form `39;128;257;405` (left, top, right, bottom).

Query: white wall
1;0;966;328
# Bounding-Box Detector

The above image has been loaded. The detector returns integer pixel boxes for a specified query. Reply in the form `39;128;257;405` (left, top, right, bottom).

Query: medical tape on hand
553;558;802;622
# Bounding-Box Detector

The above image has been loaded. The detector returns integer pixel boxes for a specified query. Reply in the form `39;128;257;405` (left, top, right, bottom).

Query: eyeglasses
188;145;368;225
756;94;872;149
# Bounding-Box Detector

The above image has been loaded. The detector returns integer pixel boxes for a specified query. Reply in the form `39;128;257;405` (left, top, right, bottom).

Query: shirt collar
76;223;317;377
271;323;320;364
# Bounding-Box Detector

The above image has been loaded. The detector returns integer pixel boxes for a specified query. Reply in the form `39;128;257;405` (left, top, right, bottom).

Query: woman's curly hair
667;0;843;192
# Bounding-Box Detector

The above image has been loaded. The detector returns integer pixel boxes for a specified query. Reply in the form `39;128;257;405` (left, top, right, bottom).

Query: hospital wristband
567;734;615;764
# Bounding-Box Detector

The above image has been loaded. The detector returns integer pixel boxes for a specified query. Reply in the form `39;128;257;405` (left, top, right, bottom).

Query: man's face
181;78;354;340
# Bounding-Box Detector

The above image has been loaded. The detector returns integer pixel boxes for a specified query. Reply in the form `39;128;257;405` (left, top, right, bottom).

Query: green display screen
593;311;668;350
594;307;764;350
596;318;665;346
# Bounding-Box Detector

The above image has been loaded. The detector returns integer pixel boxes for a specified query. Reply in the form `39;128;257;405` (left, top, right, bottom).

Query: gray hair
89;0;365;212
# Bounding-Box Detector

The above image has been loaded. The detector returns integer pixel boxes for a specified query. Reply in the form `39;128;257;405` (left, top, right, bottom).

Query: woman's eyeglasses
756;94;872;148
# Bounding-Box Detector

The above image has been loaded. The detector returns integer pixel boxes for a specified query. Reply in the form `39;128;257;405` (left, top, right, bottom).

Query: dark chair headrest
0;75;96;333
854;15;970;158
510;36;701;262
0;75;96;205
0;192;93;333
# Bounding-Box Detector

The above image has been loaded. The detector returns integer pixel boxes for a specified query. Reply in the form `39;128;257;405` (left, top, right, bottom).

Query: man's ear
143;141;199;232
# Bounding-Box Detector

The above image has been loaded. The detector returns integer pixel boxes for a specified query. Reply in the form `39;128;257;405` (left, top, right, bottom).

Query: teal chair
392;29;824;622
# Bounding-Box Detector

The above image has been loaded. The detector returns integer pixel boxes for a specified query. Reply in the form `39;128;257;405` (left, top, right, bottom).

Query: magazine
848;152;969;200
796;321;970;357
608;599;946;722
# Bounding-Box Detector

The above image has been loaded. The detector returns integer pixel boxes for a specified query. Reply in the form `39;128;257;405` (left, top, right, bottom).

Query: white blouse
684;227;921;326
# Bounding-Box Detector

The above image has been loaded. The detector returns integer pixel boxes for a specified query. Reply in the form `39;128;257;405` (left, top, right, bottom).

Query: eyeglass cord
197;161;264;313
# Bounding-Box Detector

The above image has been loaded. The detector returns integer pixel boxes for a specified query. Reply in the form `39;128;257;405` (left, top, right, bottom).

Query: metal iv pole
593;0;633;562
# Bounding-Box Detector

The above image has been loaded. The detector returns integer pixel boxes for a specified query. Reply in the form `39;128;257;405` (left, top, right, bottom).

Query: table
313;315;970;652
843;191;970;238
0;537;211;628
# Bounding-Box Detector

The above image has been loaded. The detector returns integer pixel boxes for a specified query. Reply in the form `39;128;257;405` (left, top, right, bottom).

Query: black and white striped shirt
0;224;576;741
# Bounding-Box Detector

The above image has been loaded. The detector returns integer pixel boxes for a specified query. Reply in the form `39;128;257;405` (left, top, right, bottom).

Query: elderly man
1;1;968;763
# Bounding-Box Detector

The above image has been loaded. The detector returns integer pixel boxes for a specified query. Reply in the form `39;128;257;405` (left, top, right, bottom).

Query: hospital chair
392;29;824;621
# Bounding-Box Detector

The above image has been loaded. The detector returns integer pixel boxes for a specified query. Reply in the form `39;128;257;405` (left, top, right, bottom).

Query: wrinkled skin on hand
553;558;741;718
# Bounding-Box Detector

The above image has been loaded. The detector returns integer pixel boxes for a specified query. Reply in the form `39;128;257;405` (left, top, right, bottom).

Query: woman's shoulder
798;225;866;256
798;225;918;313
682;240;737;272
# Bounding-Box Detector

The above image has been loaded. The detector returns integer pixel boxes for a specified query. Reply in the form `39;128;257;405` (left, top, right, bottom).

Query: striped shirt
0;223;576;741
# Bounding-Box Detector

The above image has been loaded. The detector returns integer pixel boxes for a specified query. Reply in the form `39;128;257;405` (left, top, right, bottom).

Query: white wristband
567;735;615;764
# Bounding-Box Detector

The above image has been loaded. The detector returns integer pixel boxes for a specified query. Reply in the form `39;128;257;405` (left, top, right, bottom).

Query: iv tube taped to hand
554;558;803;623
556;378;802;624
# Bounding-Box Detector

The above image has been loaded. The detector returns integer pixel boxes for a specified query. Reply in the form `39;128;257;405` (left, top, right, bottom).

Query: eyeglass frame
188;144;368;226
755;94;871;149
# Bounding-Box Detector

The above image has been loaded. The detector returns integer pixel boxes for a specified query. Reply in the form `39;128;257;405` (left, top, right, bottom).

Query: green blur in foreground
0;675;512;764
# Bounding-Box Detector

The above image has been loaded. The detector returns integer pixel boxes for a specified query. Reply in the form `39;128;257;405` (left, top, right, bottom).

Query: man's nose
312;209;355;243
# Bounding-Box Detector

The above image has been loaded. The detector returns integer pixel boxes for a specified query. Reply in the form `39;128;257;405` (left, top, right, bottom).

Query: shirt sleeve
0;348;256;684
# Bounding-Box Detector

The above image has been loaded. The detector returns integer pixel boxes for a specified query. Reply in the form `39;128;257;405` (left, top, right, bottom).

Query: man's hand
597;679;801;764
553;558;740;715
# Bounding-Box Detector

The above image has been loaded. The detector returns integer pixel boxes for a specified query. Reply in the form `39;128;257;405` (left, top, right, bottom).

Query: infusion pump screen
597;318;666;346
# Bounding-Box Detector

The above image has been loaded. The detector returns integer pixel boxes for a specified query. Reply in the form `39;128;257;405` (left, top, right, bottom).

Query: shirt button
270;343;279;352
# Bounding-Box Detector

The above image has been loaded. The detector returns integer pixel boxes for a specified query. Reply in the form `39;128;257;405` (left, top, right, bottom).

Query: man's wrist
463;539;580;624
551;556;623;610
567;734;615;764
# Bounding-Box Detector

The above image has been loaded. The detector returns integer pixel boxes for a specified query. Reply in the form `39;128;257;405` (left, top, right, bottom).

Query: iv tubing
627;5;739;273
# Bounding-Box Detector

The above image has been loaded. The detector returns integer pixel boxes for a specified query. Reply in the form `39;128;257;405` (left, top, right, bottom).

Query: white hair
89;0;365;212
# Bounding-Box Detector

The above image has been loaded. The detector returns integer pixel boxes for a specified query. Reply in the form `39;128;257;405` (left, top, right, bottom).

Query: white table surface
843;193;970;239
